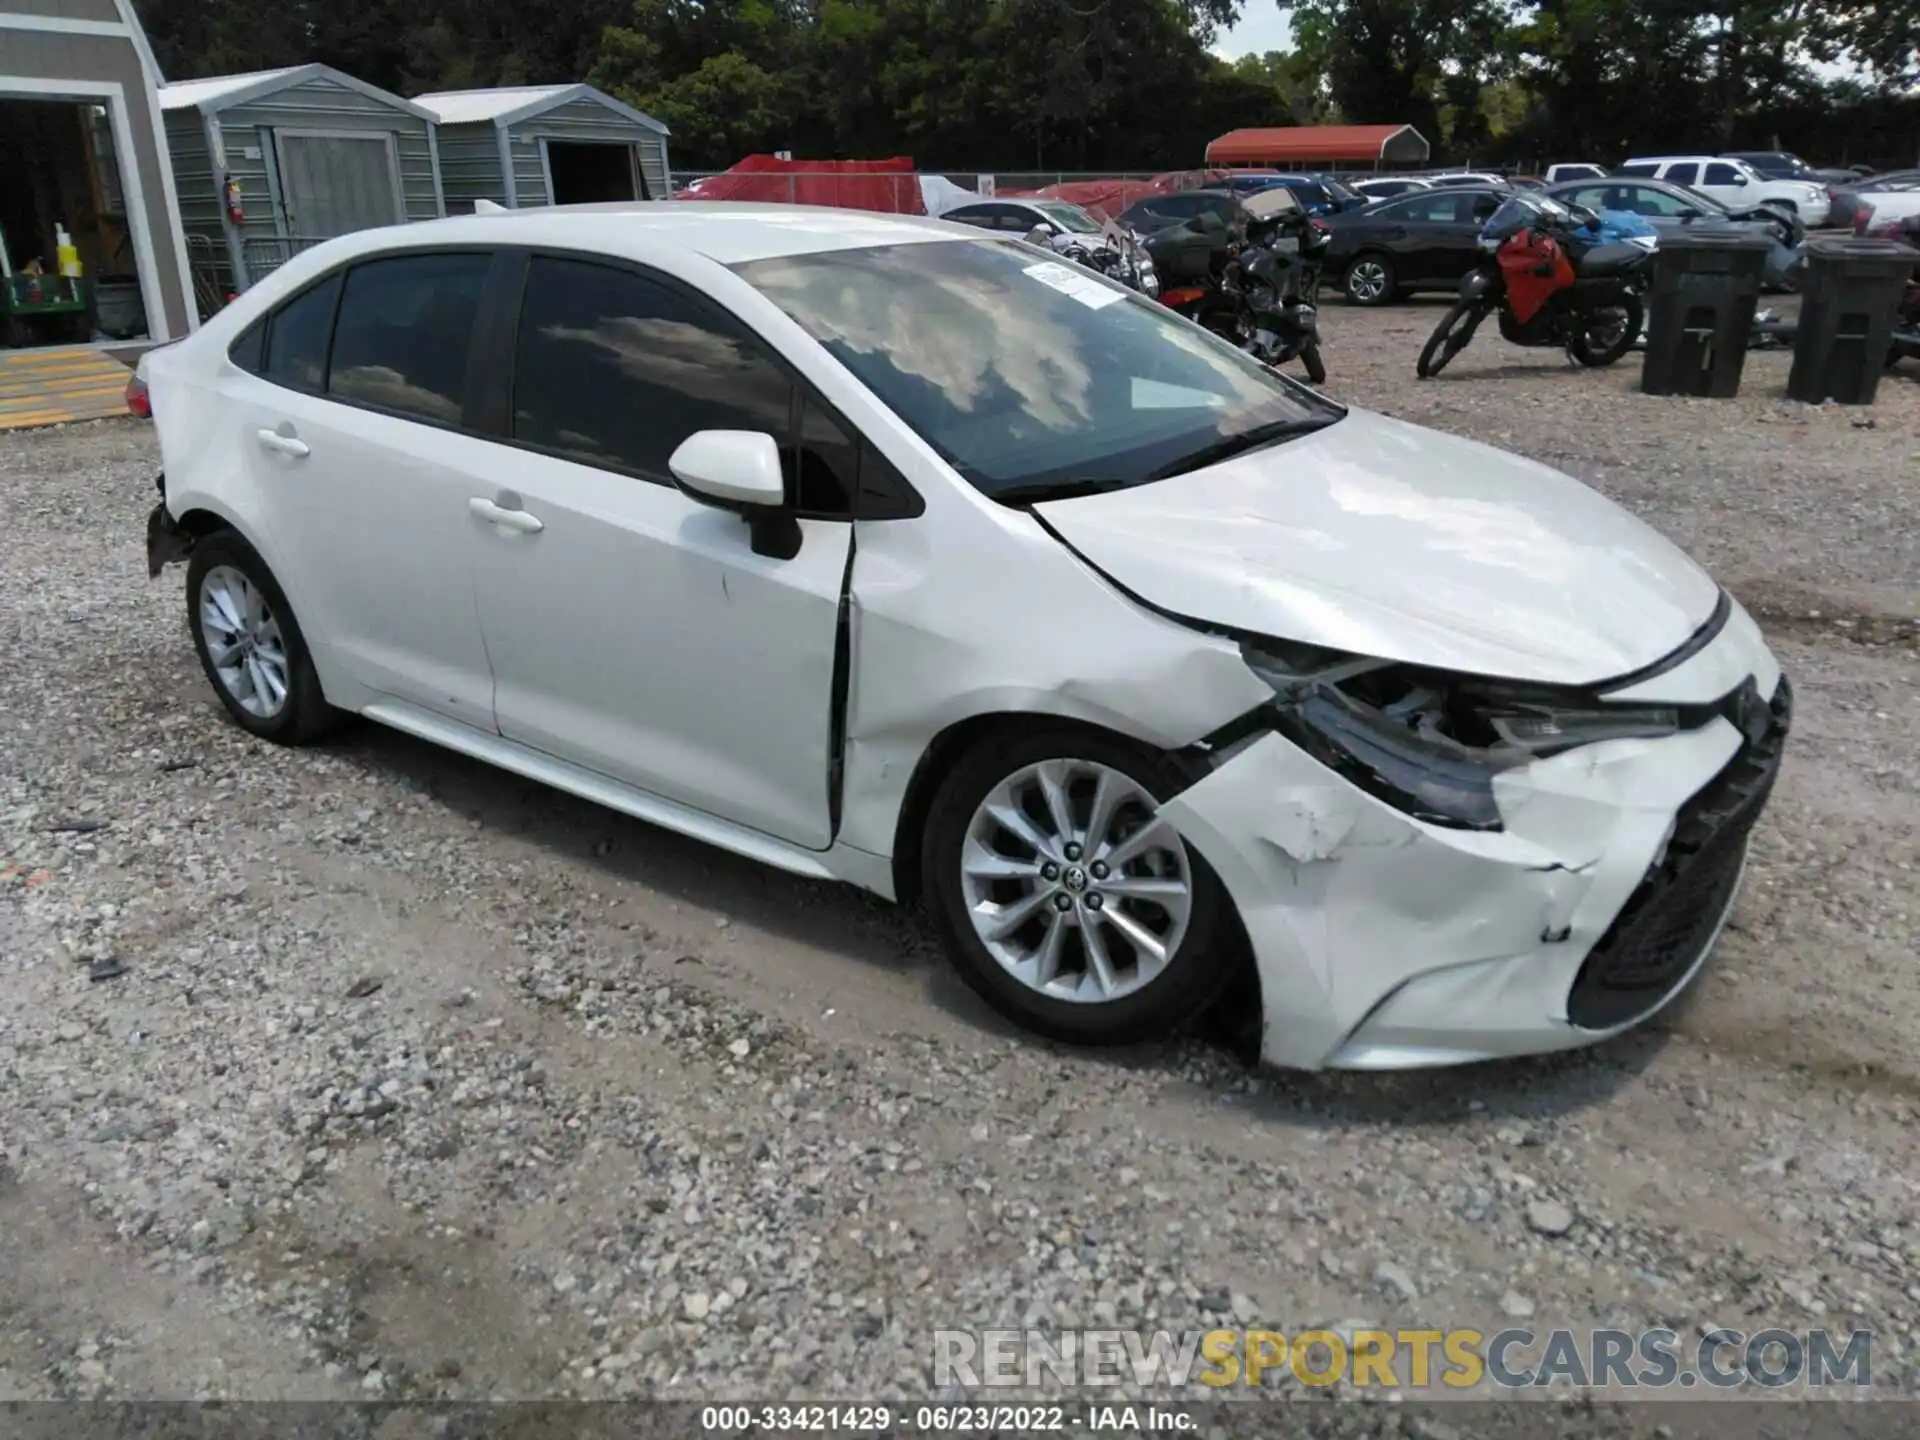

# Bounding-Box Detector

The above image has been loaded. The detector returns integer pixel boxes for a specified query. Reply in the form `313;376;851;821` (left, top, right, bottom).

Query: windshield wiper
990;476;1134;506
1147;417;1334;480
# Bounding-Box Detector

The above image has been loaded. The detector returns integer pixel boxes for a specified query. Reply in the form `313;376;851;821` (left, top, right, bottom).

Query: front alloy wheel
923;728;1238;1046
960;758;1192;1003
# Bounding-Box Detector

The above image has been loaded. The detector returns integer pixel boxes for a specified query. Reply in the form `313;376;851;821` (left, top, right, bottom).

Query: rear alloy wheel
923;728;1236;1045
186;531;339;744
1345;254;1396;305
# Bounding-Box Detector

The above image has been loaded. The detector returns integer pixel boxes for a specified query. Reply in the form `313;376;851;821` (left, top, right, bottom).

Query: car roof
1624;156;1728;166
295;202;967;266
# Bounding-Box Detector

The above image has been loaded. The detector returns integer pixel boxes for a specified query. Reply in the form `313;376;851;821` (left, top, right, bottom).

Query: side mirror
668;429;800;560
1024;224;1052;247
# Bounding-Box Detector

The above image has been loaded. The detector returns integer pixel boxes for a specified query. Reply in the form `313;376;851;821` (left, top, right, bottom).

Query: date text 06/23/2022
699;1404;1193;1433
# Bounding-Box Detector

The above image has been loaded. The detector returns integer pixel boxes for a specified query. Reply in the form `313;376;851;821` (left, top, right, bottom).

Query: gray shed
160;63;445;294
1;0;195;344
413;85;671;212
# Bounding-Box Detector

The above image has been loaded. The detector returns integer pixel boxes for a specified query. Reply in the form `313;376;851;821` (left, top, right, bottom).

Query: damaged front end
146;473;195;578
1159;603;1790;1070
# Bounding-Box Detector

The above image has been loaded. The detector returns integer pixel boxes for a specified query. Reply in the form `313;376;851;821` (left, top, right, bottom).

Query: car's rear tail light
125;371;152;418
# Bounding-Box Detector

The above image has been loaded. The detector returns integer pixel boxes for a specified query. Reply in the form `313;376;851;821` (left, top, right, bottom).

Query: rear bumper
146;473;194;578
1160;605;1787;1071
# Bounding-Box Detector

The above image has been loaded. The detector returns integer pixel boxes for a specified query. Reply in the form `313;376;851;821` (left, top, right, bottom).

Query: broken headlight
1240;638;1681;831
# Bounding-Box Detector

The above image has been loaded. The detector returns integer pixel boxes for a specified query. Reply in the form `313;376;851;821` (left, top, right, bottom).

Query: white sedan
142;203;1790;1071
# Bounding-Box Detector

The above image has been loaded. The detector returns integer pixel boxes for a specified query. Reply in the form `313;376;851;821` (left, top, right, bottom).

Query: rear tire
1300;339;1328;384
185;530;341;745
922;726;1238;1047
1417;299;1486;378
1344;253;1397;306
1569;294;1644;367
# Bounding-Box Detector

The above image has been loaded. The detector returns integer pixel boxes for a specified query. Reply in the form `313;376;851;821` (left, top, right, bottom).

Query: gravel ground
1;308;1915;1429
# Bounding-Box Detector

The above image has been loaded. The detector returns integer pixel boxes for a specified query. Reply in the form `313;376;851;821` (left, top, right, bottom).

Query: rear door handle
469;496;544;534
255;428;309;458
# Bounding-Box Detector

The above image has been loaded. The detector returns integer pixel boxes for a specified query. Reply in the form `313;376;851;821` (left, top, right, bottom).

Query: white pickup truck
1617;155;1830;226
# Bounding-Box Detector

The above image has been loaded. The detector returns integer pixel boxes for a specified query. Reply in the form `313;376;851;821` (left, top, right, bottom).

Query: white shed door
274;132;401;238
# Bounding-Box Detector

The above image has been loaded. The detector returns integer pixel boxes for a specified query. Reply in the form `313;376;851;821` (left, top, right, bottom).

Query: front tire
921;727;1237;1046
185;530;339;744
1418;299;1486;378
1569;294;1644;367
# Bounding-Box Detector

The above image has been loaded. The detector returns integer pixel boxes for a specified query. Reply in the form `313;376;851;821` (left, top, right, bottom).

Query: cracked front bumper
1160;605;1787;1072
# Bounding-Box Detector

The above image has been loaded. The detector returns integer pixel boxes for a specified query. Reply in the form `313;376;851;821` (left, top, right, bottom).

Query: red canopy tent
1205;125;1431;167
677;155;924;213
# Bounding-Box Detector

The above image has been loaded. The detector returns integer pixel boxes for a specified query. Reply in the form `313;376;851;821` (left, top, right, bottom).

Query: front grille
1565;675;1792;1030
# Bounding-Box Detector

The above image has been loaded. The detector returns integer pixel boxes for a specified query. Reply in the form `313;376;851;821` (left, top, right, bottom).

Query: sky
1213;4;1294;58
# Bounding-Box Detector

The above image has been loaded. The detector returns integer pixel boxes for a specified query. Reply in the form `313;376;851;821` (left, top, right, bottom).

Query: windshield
1482;192;1576;238
734;239;1341;498
1035;201;1101;234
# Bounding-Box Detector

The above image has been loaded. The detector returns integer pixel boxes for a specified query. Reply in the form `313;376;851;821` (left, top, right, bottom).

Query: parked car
1216;172;1365;216
1348;176;1433;201
943;197;1101;236
1323;186;1509;304
139;203;1789;1073
1117;189;1247;234
1846;176;1920;232
1542;178;1806;289
1544;163;1608;184
1616;155;1830;226
1721;150;1818;179
1427;171;1509;188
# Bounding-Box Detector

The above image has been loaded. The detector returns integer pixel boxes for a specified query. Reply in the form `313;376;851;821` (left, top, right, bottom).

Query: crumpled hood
1036;410;1722;687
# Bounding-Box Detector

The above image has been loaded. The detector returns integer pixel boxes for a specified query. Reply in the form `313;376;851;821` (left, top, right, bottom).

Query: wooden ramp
0;347;133;431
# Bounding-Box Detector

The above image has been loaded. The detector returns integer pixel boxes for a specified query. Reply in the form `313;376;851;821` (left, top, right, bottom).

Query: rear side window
1665;163;1700;186
1616;163;1658;178
262;275;340;391
511;257;794;484
328;253;490;425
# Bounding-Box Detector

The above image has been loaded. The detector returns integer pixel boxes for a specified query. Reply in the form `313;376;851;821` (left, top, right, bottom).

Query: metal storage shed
160;64;444;298
413;85;671;211
0;0;195;344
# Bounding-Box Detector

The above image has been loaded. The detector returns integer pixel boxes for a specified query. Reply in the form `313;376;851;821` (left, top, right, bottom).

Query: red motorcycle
1418;193;1654;378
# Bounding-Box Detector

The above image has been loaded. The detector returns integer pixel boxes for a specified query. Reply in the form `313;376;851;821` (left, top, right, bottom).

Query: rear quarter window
261;275;342;392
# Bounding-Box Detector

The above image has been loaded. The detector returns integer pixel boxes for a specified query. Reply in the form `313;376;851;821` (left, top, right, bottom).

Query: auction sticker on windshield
1023;260;1125;309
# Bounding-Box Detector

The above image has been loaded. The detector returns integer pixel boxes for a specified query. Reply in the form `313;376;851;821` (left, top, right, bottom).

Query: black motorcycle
1418;192;1655;379
1222;187;1330;383
1143;191;1329;383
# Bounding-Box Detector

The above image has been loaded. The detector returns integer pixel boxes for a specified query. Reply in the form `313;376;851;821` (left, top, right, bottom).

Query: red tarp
1205;125;1430;165
999;169;1235;223
677;155;924;213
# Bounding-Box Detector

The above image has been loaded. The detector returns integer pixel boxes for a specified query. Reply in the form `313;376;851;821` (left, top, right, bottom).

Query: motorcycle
1023;218;1159;297
1417;193;1658;379
1221;186;1331;383
1141;190;1330;383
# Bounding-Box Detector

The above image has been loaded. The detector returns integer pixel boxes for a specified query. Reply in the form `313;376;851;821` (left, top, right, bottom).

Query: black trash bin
1640;229;1773;398
1786;236;1920;405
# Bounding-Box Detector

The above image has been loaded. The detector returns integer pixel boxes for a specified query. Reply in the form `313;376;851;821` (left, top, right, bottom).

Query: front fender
1459;265;1497;301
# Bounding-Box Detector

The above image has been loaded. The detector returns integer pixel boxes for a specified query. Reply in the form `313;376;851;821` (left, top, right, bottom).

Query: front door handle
255;427;309;458
469;496;544;534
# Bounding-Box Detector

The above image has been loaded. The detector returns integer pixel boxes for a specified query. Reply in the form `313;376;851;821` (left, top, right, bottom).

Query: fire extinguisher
225;176;244;226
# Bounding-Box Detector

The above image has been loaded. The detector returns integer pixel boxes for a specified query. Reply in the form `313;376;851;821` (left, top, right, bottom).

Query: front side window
511;257;793;484
1703;163;1742;186
262;274;341;392
327;253;490;424
735;239;1340;499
